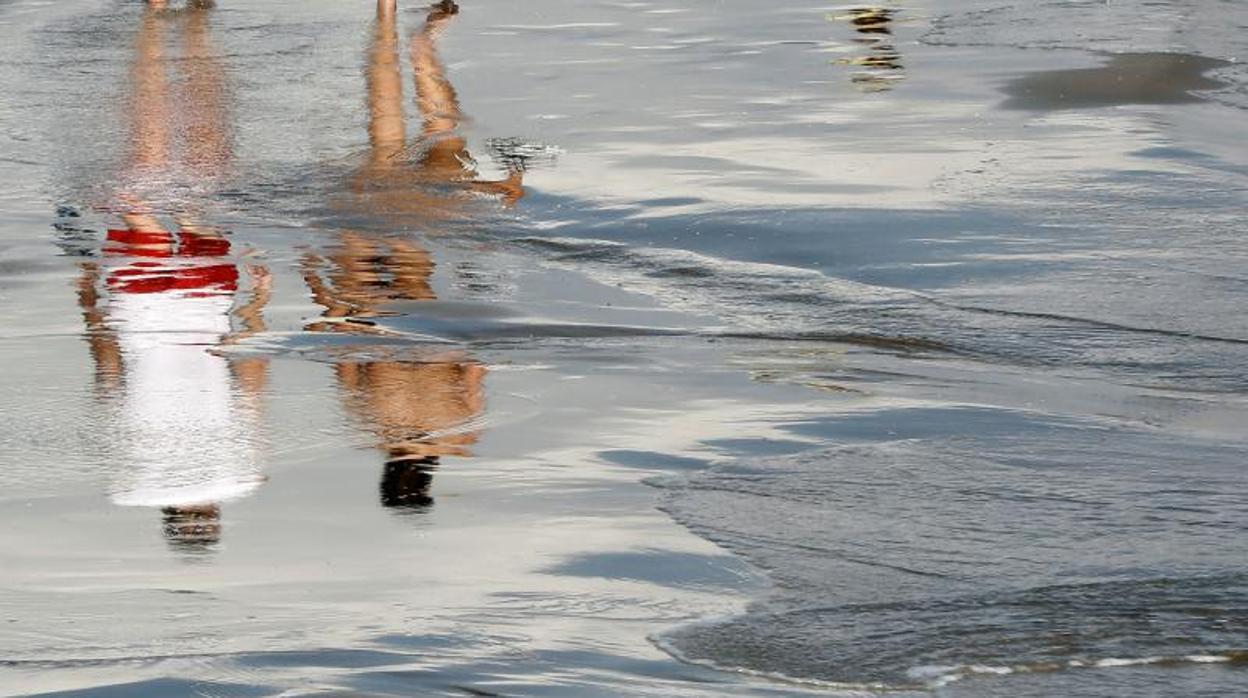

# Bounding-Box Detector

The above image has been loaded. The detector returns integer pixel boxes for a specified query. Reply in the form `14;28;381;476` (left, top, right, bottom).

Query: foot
428;0;459;21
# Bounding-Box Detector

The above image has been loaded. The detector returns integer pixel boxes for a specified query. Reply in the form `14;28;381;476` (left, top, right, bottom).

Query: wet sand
2;0;1247;695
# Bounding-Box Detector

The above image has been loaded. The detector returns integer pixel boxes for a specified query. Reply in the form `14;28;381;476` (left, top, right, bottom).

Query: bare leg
412;3;464;139
181;2;231;174
364;0;406;172
130;6;170;173
408;4;524;199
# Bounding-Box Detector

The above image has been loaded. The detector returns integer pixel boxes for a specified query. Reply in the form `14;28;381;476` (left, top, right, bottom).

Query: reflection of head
380;456;439;509
161;504;221;551
336;358;483;514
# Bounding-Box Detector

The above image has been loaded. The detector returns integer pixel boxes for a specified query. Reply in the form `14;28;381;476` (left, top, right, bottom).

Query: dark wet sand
1001;53;1229;110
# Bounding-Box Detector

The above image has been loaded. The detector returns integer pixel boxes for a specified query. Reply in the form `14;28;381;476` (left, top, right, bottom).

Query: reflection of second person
301;236;486;511
304;0;514;510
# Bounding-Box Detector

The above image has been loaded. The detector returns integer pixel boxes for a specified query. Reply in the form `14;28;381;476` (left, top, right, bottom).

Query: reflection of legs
410;36;473;178
369;0;406;165
410;3;526;198
380;457;438;509
412;3;464;140
131;7;170;173
182;2;231;173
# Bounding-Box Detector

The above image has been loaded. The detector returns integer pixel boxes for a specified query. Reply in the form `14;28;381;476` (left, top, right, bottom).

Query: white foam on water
651;629;900;696
909;651;1243;688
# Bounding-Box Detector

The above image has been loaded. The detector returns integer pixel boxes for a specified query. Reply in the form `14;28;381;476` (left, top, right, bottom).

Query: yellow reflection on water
831;7;905;92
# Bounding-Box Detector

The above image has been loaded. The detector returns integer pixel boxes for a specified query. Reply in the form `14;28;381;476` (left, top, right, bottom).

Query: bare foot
428;0;459;21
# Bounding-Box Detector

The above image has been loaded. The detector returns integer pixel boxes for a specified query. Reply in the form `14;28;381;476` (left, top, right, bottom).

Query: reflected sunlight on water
0;0;1246;695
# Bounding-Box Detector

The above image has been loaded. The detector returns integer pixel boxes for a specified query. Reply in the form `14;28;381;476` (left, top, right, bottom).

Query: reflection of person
834;7;905;92
302;0;506;511
302;234;487;510
76;3;268;550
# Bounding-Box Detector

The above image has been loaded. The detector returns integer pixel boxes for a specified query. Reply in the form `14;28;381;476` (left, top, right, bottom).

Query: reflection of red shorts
105;228;238;294
105;228;175;254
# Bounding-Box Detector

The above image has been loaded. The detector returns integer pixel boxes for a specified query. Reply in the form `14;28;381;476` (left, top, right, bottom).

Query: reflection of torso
338;360;484;459
103;230;263;507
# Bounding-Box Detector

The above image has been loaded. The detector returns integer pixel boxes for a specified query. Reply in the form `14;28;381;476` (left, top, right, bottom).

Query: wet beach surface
1;0;1246;695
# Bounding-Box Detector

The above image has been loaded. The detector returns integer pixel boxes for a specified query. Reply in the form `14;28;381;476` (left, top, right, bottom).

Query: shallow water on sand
1;0;1246;695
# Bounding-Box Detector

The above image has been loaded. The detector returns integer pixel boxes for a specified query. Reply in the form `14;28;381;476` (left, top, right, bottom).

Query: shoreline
1;0;1246;695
